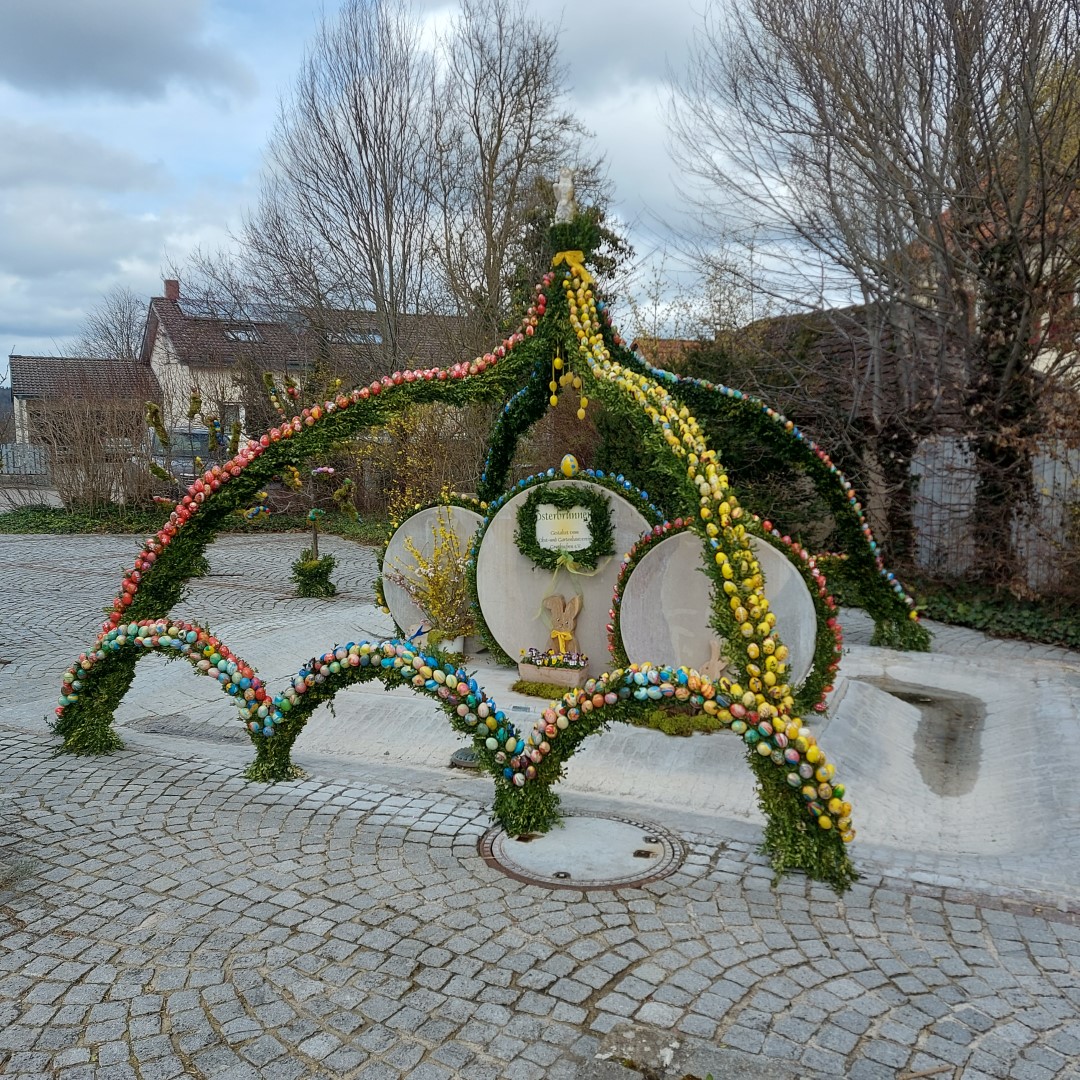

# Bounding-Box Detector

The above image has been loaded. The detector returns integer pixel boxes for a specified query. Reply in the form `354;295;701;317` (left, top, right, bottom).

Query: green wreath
515;484;614;571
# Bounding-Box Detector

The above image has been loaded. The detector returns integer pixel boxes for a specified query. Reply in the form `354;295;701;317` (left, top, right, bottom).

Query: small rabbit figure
699;638;729;683
542;593;582;654
553;167;576;223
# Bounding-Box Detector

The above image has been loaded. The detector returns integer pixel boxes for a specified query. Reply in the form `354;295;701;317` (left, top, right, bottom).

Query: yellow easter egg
560;454;579;477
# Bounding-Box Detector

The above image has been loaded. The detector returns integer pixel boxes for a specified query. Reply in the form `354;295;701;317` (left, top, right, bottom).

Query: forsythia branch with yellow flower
385;506;474;641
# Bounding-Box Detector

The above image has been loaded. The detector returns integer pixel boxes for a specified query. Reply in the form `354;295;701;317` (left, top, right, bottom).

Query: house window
223;327;260;343
329;329;383;345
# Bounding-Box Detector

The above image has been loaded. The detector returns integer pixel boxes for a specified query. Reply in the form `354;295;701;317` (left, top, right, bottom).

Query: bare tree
247;0;440;371
70;286;145;361
429;0;599;349
236;0;617;364
670;0;1080;587
31;371;154;509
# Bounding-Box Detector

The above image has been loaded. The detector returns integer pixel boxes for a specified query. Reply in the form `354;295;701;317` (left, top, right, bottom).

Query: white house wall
148;333;247;433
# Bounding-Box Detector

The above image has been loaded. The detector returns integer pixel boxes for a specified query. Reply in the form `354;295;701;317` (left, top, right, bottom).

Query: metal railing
0;443;48;476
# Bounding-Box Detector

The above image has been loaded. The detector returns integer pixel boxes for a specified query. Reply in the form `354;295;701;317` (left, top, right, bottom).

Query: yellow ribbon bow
552;250;594;285
550;629;573;653
535;550;602;622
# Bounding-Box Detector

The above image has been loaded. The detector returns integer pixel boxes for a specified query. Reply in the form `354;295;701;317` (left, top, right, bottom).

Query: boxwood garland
475;275;696;523
748;519;845;715
464;470;666;665
477;364;552;505
500;661;857;891
514;483;614;572
563;282;922;651
616;351;929;651
557;259;857;883
63;617;524;793
53;314;544;758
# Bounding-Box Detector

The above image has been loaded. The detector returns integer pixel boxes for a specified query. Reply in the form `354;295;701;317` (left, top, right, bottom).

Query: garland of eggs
625;355;927;648
558;261;855;848
63;620;516;777
511;662;853;842
54;296;542;758
62;613;852;840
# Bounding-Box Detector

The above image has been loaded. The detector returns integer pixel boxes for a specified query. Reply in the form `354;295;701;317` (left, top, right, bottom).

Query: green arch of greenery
53;218;867;890
476;349;697;522
617;355;929;650
64;615;856;891
476;294;927;651
52;353;537;758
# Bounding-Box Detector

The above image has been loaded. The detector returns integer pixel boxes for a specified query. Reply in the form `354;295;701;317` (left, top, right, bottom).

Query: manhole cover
450;747;480;770
478;812;685;890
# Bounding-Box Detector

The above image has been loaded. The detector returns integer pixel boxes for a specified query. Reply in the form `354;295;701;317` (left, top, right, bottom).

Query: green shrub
0;503;167;534
291;549;337;598
0;503;388;542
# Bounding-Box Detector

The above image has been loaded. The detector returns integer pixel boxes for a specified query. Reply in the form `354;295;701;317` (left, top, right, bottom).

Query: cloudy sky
0;0;704;378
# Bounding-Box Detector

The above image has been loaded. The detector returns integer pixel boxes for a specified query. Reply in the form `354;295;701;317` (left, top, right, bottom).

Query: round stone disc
473;480;650;666
619;530;818;687
478;813;685;890
381;505;483;637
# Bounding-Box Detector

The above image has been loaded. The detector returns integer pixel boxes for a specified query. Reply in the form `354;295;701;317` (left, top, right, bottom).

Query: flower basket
516;661;587;688
517;649;589;688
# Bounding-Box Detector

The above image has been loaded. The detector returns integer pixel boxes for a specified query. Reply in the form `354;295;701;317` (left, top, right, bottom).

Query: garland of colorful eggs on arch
625;358;925;647
54;256;858;872
552;264;854;842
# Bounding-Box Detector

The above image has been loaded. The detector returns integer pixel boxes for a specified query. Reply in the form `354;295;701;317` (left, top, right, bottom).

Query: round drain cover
479;812;685;890
450;747;480;770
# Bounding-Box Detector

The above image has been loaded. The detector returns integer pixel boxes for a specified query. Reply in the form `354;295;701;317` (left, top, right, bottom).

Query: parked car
150;426;212;483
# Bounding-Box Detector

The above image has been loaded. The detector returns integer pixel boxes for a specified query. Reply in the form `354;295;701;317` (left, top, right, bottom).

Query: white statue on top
553;167;576;224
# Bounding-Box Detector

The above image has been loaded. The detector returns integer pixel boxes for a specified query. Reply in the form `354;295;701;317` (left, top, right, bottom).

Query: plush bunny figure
542;593;582;654
699;638;729;683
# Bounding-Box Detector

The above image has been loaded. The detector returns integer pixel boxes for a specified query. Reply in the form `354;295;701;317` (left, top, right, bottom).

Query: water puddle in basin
857;678;985;796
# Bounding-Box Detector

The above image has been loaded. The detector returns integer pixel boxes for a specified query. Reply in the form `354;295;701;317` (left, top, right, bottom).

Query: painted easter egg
560;454;579;477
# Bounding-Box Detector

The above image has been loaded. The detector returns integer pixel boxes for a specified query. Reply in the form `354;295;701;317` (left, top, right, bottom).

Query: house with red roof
141;279;469;432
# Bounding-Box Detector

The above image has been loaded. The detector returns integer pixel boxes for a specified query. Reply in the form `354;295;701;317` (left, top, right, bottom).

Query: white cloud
0;0;255;102
0;118;162;190
0;188;163;278
0;0;711;374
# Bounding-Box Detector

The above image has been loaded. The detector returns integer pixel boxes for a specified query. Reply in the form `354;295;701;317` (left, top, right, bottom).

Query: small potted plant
285;466;357;598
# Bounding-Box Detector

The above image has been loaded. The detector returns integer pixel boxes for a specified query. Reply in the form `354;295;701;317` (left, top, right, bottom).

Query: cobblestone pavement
1;535;1079;1079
